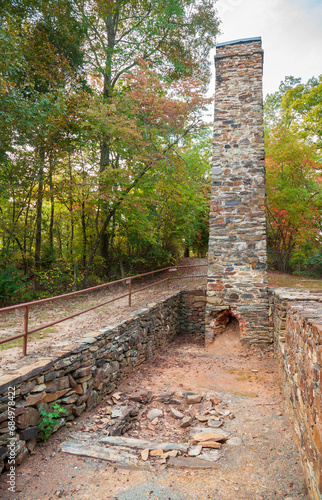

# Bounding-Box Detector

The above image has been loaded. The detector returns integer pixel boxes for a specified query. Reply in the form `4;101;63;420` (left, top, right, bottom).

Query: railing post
23;306;28;356
128;279;132;307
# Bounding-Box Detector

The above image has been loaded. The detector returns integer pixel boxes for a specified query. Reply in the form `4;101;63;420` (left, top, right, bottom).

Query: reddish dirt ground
0;325;308;500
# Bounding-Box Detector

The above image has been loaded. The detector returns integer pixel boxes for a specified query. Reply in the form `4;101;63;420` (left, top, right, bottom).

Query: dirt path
0;326;307;500
0;259;207;376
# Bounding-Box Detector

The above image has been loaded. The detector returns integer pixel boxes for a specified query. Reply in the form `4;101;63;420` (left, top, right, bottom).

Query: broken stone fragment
186;394;202;404
188;445;202;457
150;448;163;457
191;432;228;443
61;441;138;465
170;408;184;419
141;448;149;461
199;440;222;449
195;414;211;422
147;409;163;421
210;397;222;405
168;398;182;405
207;420;223;428
198;451;221;463
163;450;178;458
207;410;219;416
99;436;189;453
155;392;174;403
180;416;193;428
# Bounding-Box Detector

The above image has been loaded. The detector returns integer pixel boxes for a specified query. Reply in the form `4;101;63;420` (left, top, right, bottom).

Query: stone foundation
0;289;205;473
1;283;321;500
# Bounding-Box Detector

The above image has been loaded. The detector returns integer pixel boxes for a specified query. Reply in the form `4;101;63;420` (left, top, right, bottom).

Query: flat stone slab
99;436;189;453
199;451;221;462
60;441;138;465
191;431;228;443
167;456;219;469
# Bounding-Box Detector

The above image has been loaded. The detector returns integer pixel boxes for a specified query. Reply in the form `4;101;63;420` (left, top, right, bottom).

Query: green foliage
264;76;322;273
38;403;67;441
0;0;215;297
0;265;24;305
305;250;322;278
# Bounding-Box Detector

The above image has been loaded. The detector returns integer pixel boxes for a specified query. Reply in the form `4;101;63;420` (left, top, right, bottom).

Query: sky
213;0;322;96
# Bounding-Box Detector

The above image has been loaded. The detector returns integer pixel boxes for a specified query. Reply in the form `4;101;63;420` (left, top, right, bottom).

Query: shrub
38;403;67;441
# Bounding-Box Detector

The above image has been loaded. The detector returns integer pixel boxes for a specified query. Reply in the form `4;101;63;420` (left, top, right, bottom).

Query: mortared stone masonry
206;37;272;346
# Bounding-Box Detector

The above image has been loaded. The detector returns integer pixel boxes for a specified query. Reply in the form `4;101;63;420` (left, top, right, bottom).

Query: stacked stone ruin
205;37;272;347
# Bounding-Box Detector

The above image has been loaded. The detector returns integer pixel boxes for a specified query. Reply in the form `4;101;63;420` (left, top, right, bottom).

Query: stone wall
206;37;271;347
0;288;205;473
180;289;206;335
273;290;322;499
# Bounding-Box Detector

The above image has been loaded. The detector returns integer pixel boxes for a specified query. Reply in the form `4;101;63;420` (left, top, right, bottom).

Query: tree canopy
0;0;218;302
264;76;322;274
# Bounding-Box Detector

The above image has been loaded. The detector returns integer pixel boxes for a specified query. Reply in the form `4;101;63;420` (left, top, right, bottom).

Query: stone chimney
205;37;272;347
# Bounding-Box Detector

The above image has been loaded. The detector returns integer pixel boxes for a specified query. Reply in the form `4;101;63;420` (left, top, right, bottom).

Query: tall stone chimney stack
205;37;272;346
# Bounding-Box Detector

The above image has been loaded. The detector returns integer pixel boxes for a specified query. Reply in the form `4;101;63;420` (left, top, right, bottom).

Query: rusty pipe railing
0;264;207;355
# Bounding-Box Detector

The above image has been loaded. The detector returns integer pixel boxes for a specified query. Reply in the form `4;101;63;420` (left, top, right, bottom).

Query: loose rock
180;416;193;428
147;409;163;421
208;419;223;428
186;394;202;404
199;440;222;449
141;449;149;461
170;408;184;419
191;432;228;443
150;448;163;457
188;445;202;457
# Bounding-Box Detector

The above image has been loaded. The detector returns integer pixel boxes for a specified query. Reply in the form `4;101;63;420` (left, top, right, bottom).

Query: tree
281;76;322;150
0;2;87;289
0;0;217;301
265;125;322;271
264;76;322;273
81;61;211;284
75;0;219;270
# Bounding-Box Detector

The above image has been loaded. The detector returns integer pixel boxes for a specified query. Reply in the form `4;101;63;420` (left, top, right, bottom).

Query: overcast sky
213;0;322;96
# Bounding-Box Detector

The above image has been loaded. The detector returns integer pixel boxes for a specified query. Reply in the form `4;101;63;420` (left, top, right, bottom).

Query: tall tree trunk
98;12;117;275
49;156;55;261
81;199;87;269
23;193;32;275
68;151;74;257
34;148;45;291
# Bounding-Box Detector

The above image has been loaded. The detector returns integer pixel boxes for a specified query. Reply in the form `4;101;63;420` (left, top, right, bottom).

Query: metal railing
0;264;207;356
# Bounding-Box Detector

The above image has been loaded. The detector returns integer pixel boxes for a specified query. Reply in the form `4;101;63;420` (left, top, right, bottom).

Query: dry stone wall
274;290;322;500
206;37;271;346
0;289;205;473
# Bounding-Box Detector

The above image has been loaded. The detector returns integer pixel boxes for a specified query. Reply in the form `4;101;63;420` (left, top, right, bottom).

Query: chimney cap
216;37;261;48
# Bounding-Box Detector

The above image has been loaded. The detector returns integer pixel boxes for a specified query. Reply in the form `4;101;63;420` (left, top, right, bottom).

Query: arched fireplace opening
209;309;243;341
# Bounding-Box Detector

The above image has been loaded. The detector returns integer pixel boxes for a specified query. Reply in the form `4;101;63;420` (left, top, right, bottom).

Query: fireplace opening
210;309;241;339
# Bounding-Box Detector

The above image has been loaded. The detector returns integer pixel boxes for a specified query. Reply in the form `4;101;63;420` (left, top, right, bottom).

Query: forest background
0;0;321;305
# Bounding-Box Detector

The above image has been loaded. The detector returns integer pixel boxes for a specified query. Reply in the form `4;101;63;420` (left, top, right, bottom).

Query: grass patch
232;391;258;398
228;369;256;382
0;330;49;350
268;272;322;290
